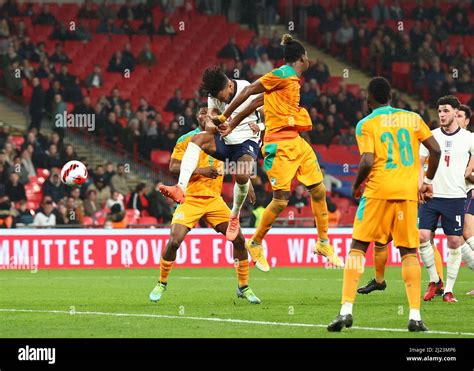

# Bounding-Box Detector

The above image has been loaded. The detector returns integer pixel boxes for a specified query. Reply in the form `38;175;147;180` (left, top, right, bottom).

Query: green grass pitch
1;266;473;338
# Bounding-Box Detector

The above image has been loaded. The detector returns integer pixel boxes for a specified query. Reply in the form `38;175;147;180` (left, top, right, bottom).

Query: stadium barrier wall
0;228;450;270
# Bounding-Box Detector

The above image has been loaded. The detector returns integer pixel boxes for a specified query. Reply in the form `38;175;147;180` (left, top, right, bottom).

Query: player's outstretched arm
352;152;374;198
212;81;266;126
219;94;264;137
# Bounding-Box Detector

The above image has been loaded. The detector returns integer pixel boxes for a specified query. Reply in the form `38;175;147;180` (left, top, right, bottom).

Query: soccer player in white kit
456;104;474;294
159;66;270;271
419;96;474;302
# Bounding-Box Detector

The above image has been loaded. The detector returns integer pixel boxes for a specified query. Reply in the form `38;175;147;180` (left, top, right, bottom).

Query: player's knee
167;237;182;251
190;133;204;146
269;198;289;215
419;230;431;243
308;182;326;201
235;173;250;184
447;236;462;249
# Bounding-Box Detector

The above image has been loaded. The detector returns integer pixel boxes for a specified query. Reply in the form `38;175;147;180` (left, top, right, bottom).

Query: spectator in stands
106;191;125;211
252;53;273;76
371;0;390;23
51;93;67;135
20;149;35;178
4;61;22;96
300;82;317;109
148;181;173;224
88;176;111;207
244;36;266;60
138;42;157;66
339;126;356;146
103;162;116;185
48;131;63;154
33;200;56;226
35;57;55;79
139;14;155;35
218;37;243;61
107;203;128;228
122;42;136;71
0;194;13;228
305;0;325;17
98;0;117;21
32;42;48;63
75;20;92;41
83;189;99;217
50;43;71;64
107;88;124;109
33;4;57;25
104;111;123;144
78;0;98;19
28;77;44;130
43;170;66;203
409;20;424;52
321;166;343;193
84;64;103;88
122;119;142;152
389;0;404;20
14;200;34;226
8;155;28;185
118;0;134;20
21;60;34;82
335;17;354;49
108;51;128;73
62;144;77;165
73;96;95;117
164;89;185;114
0;18;10;38
64;196;84;225
158;16;176;36
56;65;75;91
42;143;62;169
2;141;16;165
18;36;36;61
5;172;26;202
426;58;445;100
288;185;309;208
51;22;75;41
96;18;123;34
320;11;340;50
127;182;149;212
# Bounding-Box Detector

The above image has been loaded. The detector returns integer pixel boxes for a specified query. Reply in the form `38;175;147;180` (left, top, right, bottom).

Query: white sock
178;142;201;191
461;242;474;270
340;302;353;316
419;240;440;283
409;309;421;321
445;247;462;293
466;236;474;251
231;180;249;217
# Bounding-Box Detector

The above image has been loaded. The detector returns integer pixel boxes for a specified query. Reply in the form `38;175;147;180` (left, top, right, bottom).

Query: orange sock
253;198;288;244
401;253;421;310
341;249;366;304
374;244;388;283
432;244;444;282
236;259;249;287
309;183;329;240
159;257;174;284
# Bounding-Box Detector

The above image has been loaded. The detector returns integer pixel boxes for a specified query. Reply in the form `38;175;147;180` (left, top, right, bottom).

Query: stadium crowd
1;0;473;228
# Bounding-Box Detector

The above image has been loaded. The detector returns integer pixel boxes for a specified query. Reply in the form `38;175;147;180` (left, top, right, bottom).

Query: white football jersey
208;79;263;145
420;127;474;198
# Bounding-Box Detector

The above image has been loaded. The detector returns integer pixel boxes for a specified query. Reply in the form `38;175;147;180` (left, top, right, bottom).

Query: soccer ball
61;160;88;187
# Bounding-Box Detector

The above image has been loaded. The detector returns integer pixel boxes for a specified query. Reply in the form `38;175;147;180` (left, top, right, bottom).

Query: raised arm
218;94;264;137
211;80;266;126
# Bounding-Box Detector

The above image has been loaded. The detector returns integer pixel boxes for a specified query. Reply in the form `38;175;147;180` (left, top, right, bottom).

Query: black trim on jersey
441;126;461;136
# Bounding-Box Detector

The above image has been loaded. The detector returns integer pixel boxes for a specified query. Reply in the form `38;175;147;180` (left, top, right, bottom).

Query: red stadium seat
150;150;171;168
125;209;140;223
137;216;158;225
455;93;472;105
83;216;94;226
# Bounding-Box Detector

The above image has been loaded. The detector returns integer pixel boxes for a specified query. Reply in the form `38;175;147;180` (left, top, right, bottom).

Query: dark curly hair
368;76;391;104
200;66;229;98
